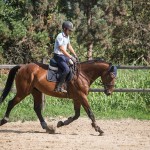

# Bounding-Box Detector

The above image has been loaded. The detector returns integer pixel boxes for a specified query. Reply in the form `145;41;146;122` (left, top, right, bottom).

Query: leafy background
0;0;149;64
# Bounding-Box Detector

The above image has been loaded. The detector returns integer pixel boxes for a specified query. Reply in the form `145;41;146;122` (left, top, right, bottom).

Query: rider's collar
62;32;68;37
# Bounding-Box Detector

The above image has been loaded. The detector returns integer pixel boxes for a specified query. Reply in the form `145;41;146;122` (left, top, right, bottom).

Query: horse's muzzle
104;89;111;96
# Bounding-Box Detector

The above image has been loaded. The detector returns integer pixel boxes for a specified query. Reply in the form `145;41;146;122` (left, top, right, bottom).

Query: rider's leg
55;55;70;93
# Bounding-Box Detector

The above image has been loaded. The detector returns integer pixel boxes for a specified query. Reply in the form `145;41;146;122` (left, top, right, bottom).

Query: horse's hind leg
31;89;47;129
0;94;26;126
31;89;55;133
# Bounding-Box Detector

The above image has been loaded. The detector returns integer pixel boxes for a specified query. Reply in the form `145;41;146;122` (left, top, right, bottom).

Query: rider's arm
59;45;72;58
67;43;77;56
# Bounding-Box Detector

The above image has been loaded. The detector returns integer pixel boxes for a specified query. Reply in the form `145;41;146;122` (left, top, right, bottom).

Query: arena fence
0;64;150;93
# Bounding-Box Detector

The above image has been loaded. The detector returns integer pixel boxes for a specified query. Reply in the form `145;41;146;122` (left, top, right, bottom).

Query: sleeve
56;34;64;46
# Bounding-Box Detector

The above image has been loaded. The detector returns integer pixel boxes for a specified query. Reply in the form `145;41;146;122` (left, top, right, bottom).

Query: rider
53;21;77;93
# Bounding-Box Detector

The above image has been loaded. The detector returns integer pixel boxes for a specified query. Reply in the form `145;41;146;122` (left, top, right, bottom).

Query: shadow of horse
0;129;45;134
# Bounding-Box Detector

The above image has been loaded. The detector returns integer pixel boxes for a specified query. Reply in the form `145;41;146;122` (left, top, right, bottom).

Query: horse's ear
109;66;117;78
109;65;114;72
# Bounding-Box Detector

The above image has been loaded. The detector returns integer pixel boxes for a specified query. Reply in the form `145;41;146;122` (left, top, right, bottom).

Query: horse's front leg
88;108;104;136
80;94;104;136
57;99;81;127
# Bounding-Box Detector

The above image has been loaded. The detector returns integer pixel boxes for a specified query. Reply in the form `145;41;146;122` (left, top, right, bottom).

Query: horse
0;59;117;135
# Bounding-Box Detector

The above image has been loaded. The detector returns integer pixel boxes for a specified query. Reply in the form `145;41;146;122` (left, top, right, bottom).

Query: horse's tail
0;66;20;104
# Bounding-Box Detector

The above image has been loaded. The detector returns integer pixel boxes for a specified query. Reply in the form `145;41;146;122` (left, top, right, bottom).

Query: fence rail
89;88;150;93
0;88;149;93
117;66;150;69
0;64;150;69
0;64;150;93
0;65;17;69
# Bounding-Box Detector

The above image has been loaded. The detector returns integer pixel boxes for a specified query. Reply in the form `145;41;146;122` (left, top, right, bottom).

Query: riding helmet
62;21;74;31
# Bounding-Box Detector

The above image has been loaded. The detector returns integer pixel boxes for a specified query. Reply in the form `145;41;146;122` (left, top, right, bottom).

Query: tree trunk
147;51;150;64
87;42;93;60
87;7;93;60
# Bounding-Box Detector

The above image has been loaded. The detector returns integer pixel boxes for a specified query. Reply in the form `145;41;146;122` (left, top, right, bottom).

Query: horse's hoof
99;131;104;136
0;118;8;126
46;125;56;134
41;121;48;129
57;121;64;128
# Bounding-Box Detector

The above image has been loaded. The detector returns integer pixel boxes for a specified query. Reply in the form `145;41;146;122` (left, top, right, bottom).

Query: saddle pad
47;65;74;82
47;69;60;82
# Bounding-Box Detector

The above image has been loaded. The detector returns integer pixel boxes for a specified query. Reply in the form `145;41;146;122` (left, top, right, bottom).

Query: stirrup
55;87;67;93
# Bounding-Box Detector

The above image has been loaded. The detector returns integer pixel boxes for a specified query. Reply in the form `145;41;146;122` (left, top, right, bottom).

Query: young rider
53;21;77;93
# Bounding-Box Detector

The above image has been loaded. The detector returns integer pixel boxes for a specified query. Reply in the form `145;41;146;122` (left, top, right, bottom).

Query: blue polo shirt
54;32;70;55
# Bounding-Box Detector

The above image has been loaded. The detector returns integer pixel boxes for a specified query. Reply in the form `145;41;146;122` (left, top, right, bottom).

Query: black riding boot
55;74;67;93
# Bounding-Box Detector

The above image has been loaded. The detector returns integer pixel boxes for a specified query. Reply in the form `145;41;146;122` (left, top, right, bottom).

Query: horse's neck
80;62;108;85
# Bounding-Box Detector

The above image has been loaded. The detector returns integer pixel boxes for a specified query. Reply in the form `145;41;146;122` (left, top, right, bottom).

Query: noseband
100;81;115;88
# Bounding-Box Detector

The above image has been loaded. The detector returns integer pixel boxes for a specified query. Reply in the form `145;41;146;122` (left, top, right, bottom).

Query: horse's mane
79;58;108;65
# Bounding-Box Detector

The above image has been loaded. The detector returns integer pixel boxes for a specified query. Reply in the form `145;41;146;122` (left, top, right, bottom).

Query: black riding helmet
62;21;74;31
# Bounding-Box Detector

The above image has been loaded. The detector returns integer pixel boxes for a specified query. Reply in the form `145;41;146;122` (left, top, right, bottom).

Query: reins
70;59;117;93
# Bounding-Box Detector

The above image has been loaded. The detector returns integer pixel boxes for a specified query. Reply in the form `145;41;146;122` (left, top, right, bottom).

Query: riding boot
55;73;67;93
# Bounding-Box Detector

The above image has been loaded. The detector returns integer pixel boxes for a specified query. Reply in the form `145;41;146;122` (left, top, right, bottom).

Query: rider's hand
70;56;77;63
73;55;79;62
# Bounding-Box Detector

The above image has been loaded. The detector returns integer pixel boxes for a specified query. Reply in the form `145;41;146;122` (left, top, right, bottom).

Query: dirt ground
0;118;150;150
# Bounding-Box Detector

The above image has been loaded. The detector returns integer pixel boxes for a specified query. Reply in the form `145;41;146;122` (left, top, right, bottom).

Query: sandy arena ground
0;118;150;150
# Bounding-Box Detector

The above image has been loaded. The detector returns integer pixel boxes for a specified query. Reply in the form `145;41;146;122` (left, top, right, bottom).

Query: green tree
59;0;111;60
0;0;149;64
0;0;63;64
109;0;150;64
59;0;150;64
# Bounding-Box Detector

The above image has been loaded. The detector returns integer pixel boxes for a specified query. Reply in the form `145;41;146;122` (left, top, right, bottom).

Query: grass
0;69;150;121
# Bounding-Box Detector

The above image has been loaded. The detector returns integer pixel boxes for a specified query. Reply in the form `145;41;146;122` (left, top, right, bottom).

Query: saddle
47;58;75;82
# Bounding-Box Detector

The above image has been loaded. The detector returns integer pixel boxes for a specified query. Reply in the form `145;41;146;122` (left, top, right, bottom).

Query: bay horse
0;59;117;135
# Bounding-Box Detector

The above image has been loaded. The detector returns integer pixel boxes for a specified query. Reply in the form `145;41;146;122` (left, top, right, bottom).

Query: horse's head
101;65;117;96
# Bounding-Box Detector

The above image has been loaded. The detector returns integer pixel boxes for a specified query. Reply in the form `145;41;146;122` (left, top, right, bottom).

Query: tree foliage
0;0;149;64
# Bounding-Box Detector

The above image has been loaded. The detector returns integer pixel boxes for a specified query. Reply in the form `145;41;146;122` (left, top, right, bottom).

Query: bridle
100;64;117;88
100;72;116;88
100;77;116;88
